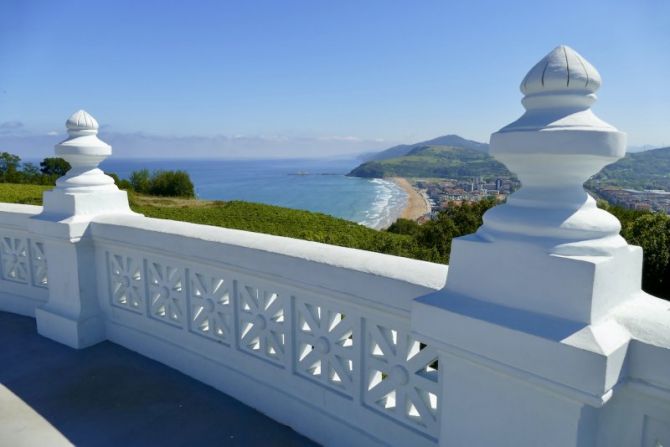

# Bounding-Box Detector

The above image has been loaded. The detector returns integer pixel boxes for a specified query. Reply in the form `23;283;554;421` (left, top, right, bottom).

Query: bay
99;158;407;229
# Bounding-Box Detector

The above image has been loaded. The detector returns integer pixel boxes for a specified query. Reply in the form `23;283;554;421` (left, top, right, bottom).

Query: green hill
587;147;670;191
348;145;512;179
360;134;489;162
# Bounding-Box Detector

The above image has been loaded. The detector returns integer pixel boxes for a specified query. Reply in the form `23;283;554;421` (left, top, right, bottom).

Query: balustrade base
41;189;133;222
35;307;105;349
443;233;643;324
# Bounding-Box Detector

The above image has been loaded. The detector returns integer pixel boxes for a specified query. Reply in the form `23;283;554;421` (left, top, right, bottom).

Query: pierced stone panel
108;252;144;313
30;240;48;288
1;236;29;284
238;282;286;365
295;299;355;395
364;321;440;437
147;261;186;326
189;271;233;343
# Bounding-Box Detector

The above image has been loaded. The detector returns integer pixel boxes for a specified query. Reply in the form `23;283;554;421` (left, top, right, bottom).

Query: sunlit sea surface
100;158;407;229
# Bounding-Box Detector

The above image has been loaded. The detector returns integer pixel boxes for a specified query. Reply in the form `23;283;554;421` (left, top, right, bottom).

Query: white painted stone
40;110;132;221
431;45;640;325
31;110;135;348
0;54;667;447
412;46;670;447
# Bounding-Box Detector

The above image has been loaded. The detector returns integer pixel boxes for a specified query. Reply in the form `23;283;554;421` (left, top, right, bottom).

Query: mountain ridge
586;146;670;191
360;134;489;162
348;145;512;179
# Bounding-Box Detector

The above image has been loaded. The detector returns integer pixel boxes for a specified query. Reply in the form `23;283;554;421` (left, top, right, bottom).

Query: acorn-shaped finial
521;45;601;96
66;110;99;136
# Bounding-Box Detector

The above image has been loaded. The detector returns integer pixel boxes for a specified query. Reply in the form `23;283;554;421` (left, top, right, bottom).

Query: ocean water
99;158;407;229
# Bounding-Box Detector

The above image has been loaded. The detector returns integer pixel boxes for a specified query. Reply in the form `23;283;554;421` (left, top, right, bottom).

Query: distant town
591;187;670;213
411;177;670;217
412;176;520;218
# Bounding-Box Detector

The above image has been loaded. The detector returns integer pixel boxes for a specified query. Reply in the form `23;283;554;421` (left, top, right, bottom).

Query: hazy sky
1;0;669;158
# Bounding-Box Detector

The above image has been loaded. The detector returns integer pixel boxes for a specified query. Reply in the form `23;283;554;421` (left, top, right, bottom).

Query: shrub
130;169;151;193
40;157;71;176
128;169;194;197
148;170;195;197
387;218;420;235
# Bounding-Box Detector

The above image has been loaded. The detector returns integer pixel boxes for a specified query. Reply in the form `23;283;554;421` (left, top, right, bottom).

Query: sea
99;158;408;229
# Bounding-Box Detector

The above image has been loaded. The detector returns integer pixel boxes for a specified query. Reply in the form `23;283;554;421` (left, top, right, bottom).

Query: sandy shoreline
389;177;431;222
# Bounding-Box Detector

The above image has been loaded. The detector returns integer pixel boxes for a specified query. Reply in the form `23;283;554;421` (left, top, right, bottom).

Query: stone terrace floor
0;312;317;447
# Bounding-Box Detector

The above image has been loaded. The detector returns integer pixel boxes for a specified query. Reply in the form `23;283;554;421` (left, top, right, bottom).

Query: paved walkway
0;312;318;447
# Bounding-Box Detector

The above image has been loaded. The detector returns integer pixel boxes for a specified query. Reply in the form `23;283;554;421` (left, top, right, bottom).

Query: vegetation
348;145;513;179
0;152;60;185
129;169;195;198
0;151;195;198
361;134;489;162
39;157;71;177
0;183;50;205
0;179;667;301
602;202;670;298
586;146;670;191
0;182;429;260
388;199;496;263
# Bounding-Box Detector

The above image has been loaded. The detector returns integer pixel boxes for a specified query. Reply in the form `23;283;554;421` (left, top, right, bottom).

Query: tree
40;157;71;176
621;212;670;298
130;169;151;193
21;162;41;183
0;152;21;182
387;218;420;236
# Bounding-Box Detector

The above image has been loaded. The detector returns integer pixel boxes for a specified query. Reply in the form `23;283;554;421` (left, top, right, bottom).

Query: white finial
521;45;601;96
437;47;641;324
482;46;627;256
40;109;133;221
53;110;116;193
501;46;613;130
66;109;99;135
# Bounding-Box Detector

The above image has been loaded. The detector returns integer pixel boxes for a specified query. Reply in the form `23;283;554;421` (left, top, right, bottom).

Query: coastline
389;177;431;222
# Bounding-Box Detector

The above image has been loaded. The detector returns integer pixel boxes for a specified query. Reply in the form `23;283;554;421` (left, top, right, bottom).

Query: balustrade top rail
92;213;448;312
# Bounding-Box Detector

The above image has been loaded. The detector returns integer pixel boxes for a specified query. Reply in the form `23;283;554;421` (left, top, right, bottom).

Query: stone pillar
412;46;643;446
30;110;134;348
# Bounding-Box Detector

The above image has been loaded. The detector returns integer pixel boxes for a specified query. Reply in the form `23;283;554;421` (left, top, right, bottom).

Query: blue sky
1;0;668;158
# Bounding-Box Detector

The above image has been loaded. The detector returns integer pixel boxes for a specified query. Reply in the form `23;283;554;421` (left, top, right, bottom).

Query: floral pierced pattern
365;323;440;436
30;240;48;288
1;237;29;284
189;271;233;343
147;262;185;326
238;283;286;364
295;300;355;394
99;248;442;440
108;253;144;313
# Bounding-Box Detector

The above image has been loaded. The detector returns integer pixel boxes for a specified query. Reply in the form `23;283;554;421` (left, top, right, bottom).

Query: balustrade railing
1;45;670;447
0;204;49;315
90;215;446;446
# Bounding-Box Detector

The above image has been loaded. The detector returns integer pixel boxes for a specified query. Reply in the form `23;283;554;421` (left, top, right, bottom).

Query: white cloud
0;121;25;136
0;130;395;160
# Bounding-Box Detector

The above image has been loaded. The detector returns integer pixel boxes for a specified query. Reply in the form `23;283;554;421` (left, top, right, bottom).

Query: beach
390;177;432;221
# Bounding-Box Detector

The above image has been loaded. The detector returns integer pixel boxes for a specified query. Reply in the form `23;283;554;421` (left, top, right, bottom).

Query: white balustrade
0;46;668;447
0;204;49;316
91;214;446;446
